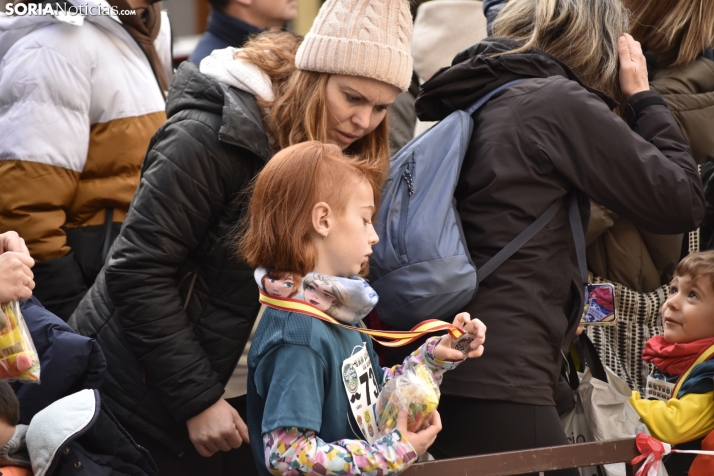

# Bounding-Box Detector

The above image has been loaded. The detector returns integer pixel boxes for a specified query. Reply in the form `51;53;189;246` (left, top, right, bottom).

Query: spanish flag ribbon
630;433;714;476
259;290;464;348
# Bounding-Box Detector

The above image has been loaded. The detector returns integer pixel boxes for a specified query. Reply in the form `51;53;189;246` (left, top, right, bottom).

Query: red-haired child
241;141;487;475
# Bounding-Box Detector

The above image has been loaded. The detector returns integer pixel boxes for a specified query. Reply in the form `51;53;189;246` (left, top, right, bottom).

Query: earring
323;233;329;240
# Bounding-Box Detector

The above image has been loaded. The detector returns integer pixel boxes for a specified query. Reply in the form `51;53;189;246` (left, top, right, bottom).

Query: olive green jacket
652;56;714;164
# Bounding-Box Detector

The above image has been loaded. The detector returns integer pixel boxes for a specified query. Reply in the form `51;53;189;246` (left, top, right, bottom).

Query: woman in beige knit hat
201;0;414;184
68;1;415;475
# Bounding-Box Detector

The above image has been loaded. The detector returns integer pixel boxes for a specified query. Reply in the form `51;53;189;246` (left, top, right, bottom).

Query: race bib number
342;345;380;444
645;375;674;401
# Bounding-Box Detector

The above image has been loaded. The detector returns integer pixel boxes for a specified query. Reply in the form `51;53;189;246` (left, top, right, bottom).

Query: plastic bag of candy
376;364;439;434
0;301;40;383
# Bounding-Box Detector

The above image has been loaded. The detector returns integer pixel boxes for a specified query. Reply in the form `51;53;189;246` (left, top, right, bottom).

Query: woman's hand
397;409;441;457
618;33;649;100
187;398;250;457
0;231;35;304
433;312;486;361
0;231;30;255
0;252;34;303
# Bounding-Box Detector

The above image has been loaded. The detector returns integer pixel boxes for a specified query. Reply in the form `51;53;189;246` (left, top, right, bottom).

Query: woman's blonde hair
239;30;391;183
492;0;629;103
624;0;714;67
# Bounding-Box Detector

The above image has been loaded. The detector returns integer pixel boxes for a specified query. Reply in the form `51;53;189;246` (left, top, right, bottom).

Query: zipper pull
402;168;414;196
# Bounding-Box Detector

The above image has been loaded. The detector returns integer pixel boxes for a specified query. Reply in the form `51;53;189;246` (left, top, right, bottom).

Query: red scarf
642;336;714;376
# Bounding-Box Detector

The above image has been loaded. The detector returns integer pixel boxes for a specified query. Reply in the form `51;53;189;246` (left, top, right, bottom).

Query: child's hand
396;408;441;456
432;312;486;361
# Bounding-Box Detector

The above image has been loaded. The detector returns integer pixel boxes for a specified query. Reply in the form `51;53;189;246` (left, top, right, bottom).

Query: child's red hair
239;141;381;277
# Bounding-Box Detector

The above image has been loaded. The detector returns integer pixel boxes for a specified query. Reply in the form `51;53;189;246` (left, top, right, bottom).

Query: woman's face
324;75;400;150
304;280;337;311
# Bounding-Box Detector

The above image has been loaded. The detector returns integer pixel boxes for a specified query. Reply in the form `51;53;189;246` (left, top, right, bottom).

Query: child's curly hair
675;251;714;290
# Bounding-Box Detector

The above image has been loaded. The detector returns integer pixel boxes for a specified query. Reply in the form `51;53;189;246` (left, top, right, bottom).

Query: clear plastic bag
0;301;40;383
376;364;439;434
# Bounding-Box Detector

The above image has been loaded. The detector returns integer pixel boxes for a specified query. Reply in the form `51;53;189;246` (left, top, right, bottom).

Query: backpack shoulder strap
464;79;525;116
478;192;588;290
568;193;589;287
478;196;566;283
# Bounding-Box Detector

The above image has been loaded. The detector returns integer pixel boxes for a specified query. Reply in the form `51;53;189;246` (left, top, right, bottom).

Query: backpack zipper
397;165;414;259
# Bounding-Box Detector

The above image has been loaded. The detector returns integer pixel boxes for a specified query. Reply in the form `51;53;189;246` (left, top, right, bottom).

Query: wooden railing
403;438;641;476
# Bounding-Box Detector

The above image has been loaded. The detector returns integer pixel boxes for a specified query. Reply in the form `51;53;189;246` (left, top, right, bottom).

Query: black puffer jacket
69;62;271;454
416;38;704;406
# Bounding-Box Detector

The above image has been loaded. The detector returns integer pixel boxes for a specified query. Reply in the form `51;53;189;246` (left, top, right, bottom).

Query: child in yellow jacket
630;251;714;475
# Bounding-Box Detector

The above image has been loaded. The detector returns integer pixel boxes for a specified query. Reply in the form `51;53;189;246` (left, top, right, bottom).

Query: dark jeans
132;395;259;476
430;395;580;476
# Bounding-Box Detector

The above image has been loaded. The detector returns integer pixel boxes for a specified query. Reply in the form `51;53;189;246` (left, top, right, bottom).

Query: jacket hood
416;37;617;121
199;47;274;102
167;61;271;162
26;389;99;476
0;424;30;468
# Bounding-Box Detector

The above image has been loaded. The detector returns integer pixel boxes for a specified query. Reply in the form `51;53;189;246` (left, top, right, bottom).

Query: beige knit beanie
295;0;414;92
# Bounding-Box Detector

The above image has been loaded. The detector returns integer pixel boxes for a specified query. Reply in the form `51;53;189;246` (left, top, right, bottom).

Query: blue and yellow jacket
630;358;714;445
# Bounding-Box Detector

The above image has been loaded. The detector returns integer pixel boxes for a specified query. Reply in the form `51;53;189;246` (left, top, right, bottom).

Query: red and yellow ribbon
259;290;464;348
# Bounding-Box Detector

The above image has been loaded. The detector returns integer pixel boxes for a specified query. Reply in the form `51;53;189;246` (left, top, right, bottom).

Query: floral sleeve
381;336;461;386
263;427;418;476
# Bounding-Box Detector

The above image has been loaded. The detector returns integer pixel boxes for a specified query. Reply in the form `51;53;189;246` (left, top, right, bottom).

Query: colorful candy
0;302;40;382
376;364;439;434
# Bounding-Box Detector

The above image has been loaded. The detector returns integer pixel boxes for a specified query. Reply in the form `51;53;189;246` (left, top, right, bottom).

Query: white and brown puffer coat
0;0;171;319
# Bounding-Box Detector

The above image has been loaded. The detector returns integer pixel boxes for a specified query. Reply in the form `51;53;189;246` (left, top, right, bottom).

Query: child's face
304;280;337;311
320;179;379;277
0;420;14;449
265;275;296;298
662;273;714;343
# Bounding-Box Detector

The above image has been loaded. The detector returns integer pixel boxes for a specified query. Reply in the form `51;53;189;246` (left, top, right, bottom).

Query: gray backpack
369;80;587;329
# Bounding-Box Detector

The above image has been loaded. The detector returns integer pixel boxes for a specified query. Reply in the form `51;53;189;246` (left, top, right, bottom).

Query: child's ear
312;202;332;238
